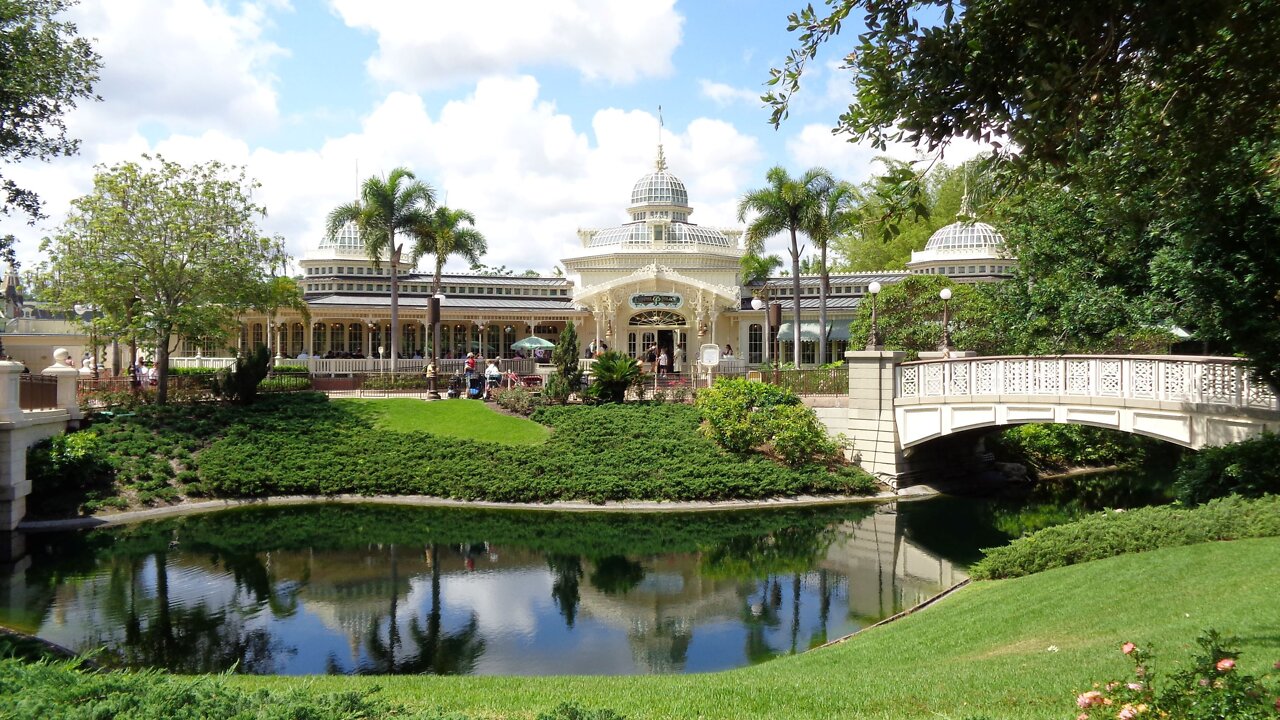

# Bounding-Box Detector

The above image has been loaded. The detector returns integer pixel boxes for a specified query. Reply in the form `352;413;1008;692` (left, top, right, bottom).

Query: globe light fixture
750;296;764;311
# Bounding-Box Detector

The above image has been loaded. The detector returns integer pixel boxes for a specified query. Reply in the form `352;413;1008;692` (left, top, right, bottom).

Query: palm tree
413;206;488;297
738;167;834;366
810;181;862;364
325;168;435;372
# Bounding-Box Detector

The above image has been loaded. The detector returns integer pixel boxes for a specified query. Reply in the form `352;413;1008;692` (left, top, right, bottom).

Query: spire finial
958;164;974;219
655;105;667;172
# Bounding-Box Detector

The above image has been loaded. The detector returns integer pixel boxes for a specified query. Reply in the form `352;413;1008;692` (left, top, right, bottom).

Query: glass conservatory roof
630;171;689;207
586;221;734;249
924;220;1006;251
317;221;364;251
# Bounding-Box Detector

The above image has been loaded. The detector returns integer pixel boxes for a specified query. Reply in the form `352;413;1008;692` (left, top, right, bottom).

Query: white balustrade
896;355;1278;412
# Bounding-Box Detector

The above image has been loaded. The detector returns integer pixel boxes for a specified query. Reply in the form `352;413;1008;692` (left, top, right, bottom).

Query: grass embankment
224;537;1280;718
31;394;875;517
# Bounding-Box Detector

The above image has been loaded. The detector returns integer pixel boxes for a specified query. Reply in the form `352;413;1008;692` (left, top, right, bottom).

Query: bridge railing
896;355;1278;412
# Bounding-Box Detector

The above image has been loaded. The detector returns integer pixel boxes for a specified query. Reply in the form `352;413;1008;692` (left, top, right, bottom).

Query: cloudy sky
4;0;985;275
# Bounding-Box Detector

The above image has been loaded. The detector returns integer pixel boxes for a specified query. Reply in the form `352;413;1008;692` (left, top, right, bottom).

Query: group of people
641;343;685;377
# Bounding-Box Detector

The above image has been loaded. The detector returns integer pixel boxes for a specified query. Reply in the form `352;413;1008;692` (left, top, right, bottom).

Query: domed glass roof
317;221;364;251
924;220;1005;251
631;170;689;207
586;222;734;249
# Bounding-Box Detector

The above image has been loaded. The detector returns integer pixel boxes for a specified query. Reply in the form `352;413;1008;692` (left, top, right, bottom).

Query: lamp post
865;281;882;351
938;287;953;356
751;295;766;364
768;301;782;383
427;293;442;399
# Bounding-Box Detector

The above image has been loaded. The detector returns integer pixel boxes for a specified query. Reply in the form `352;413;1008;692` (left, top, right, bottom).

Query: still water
0;499;1015;675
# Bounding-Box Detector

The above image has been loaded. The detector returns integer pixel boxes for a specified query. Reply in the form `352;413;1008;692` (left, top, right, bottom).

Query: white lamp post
938;287;953;355
865;281;882;351
750;296;766;363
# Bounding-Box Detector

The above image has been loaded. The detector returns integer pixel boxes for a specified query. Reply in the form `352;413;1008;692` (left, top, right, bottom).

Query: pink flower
1118;703;1139;720
1216;657;1236;672
1126;682;1144;691
1122;642;1137;655
1077;691;1104;709
1077;714;1090;720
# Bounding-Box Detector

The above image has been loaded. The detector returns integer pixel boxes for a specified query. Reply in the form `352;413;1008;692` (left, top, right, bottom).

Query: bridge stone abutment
0;361;79;533
844;351;907;481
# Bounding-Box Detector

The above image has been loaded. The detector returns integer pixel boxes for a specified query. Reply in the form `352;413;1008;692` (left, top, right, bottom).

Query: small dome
318;222;364;252
924;221;1005;252
631;171;689;207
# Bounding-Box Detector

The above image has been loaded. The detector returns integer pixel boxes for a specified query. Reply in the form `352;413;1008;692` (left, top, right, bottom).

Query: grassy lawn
337;398;549;445
226;537;1280;719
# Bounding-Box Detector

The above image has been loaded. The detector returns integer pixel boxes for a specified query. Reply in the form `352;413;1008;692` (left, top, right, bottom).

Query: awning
775;321;850;342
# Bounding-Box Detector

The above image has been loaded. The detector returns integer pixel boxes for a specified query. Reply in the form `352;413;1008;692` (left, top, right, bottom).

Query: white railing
896;355;1279;412
170;356;540;376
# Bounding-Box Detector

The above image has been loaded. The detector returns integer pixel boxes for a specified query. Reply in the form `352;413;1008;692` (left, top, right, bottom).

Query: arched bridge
842;351;1280;485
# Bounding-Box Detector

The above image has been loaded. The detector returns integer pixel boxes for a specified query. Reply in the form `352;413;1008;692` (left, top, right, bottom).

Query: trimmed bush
761;403;839;468
1174;432;1280;505
695;377;800;453
494;385;541;416
970;494;1280;579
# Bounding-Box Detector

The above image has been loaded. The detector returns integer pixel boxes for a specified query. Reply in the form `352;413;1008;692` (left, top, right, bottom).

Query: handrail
896;355;1278;412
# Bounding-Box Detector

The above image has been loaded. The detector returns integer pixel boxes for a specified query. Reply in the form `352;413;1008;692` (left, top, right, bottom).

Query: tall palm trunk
389;242;401;372
789;228;803;366
818;244;830;365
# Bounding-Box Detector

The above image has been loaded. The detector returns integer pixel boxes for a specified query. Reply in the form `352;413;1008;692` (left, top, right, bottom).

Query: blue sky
5;0;983;274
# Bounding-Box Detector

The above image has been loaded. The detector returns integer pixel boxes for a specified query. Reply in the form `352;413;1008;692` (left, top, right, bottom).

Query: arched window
628;311;686;327
251;323;264;349
348;323;362;354
748;324;763;364
628;332;637;357
313;323;326;353
291;323;304;355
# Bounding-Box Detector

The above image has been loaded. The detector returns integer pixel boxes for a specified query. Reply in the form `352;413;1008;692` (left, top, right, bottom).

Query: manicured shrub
26;432;113;515
541;372;573;405
1173;432;1280;505
1072;631;1280;720
494;386;541;416
761;403;839;467
970;494;1280;579
209;346;271;405
696;377;839;467
589;351;640;403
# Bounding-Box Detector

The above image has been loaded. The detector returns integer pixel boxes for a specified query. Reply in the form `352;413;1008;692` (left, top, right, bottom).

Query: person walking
658;347;669;377
673;344;684;375
645;344;658;374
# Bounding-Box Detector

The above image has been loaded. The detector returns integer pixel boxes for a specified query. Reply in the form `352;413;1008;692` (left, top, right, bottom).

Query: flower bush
1073;631;1279;720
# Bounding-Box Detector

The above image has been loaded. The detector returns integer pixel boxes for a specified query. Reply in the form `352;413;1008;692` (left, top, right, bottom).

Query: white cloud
330;0;683;88
4;75;763;278
69;0;285;139
698;79;759;107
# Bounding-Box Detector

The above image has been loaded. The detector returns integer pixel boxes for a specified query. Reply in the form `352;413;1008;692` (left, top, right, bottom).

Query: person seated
296;351;309;360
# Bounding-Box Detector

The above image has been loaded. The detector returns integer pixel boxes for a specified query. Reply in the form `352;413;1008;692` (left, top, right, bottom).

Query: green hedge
36;394;877;512
970;494;1280;579
0;657;621;719
1174;432;1280;505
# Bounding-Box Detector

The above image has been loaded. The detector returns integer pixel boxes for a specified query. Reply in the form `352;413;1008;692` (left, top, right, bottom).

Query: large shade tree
738;167;834;366
1;0;100;222
765;0;1280;389
325;168;435;371
36;156;283;403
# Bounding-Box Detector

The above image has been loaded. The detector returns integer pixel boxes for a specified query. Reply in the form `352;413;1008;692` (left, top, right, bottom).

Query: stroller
467;374;485;400
446;372;465;399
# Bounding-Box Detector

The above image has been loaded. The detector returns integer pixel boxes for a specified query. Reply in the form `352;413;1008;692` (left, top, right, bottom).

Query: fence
170;356;540;377
18;374;59;410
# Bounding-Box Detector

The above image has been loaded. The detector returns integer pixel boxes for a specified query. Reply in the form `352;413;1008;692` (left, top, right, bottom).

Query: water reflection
0;501;969;675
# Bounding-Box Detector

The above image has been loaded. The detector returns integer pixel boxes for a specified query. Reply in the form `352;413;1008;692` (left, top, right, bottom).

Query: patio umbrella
511;336;556;351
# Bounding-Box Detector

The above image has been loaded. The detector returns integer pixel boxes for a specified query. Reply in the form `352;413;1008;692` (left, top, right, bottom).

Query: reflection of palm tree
789;574;801;655
546;554;583;628
358;544;485;674
741;576;783;664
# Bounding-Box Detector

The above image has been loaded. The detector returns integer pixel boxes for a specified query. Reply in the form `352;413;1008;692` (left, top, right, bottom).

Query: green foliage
210;345;271;405
0;0;101;220
60;395;875;508
551;321;582;389
360;373;427;390
413;205;487;296
1174;433;1280;506
537;703;626;720
695;377;801;453
166;366;221;376
1072;631;1280;720
589;351;640;403
0;657;459;719
493;385;541;416
970;495;1280;580
540;372;572;405
26;431;112;516
759;403;839;468
988;424;1156;475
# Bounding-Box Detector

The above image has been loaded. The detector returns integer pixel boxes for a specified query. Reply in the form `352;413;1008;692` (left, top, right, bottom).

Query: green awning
775;321;850;342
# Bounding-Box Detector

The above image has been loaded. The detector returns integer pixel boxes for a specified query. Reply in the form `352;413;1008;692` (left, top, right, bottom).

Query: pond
0;478;1154;677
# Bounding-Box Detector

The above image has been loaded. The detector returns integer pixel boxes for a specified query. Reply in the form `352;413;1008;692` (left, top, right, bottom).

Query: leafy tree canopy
769;0;1280;387
35;155;285;402
1;0;100;220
